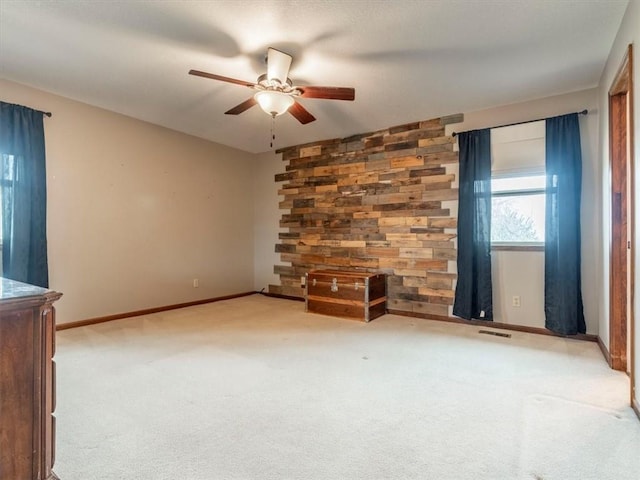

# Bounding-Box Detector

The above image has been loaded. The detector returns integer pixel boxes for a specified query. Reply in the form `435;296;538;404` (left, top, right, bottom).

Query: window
491;172;545;246
0;154;17;276
489;121;545;249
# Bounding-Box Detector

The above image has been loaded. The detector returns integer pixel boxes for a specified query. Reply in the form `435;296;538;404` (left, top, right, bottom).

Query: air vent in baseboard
478;329;512;338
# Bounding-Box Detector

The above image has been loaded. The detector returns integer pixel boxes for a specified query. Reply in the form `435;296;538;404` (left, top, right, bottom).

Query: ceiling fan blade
267;48;293;84
298;86;355;101
224;97;258;115
288;101;316;124
189;69;255;88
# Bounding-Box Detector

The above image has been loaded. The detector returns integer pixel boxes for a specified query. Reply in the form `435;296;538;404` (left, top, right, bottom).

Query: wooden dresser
0;278;63;480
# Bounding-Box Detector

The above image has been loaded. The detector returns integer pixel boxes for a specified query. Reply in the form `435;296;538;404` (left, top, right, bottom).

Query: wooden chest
305;270;386;322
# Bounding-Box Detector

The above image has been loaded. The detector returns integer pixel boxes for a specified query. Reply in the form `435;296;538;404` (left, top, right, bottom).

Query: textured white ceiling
0;0;629;153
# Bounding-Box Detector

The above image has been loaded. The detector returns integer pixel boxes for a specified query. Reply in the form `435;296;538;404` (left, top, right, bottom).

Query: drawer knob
312;278;316;286
355;282;360;291
331;278;338;292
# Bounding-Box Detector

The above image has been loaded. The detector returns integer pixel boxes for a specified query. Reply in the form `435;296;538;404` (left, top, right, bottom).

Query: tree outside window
491;174;545;245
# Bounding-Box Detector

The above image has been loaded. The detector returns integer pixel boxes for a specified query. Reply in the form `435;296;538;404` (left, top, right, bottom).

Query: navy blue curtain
453;129;493;321
545;113;585;334
0;102;49;287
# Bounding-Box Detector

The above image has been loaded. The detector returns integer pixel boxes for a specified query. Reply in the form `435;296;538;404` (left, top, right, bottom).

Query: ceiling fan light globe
254;91;294;117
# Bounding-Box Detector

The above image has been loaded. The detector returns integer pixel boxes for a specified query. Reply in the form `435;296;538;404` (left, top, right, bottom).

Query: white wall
598;0;639;408
491;250;545;328
253;150;284;291
445;88;601;334
0;79;256;324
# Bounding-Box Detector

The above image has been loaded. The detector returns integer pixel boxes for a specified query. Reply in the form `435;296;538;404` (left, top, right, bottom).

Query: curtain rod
1;102;52;117
451;109;588;137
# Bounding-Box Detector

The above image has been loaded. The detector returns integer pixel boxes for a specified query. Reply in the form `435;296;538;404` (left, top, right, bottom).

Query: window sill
492;244;544;252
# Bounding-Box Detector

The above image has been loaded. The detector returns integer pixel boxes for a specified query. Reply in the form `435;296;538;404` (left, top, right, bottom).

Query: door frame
608;44;635;410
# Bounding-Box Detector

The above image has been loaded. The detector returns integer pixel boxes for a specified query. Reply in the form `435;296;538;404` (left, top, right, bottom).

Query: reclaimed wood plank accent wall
269;114;463;317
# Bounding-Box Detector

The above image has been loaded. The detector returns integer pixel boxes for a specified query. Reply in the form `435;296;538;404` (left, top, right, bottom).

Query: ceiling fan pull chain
270;114;276;149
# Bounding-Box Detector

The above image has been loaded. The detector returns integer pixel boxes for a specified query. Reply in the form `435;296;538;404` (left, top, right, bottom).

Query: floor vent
478;329;512;338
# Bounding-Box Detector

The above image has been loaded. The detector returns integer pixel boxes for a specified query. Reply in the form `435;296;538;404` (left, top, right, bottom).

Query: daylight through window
491;173;545;244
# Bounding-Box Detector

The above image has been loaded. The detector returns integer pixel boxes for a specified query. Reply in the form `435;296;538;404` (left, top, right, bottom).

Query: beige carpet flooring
54;294;640;479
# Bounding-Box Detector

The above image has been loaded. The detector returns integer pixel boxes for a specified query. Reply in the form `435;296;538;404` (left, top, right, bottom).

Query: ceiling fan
189;47;355;124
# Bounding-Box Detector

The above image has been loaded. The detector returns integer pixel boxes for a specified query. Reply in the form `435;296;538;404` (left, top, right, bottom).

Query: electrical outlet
512;295;521;307
193;278;199;288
